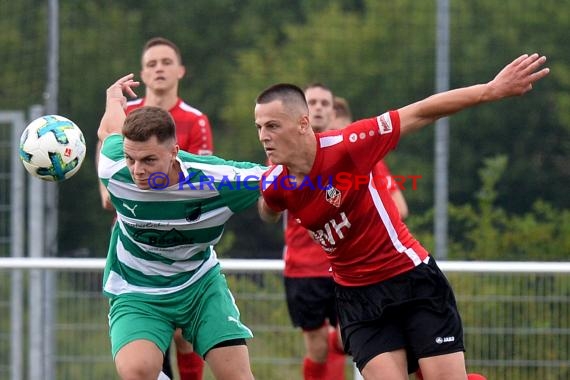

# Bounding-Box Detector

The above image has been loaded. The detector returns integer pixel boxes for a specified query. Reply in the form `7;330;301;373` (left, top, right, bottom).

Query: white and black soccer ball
19;115;86;182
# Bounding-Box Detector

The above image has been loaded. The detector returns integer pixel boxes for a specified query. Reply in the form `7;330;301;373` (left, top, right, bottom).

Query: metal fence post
1;110;27;380
27;105;45;380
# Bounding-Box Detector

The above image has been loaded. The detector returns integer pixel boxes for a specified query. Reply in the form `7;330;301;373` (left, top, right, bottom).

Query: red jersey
283;160;400;278
283;211;331;277
262;111;430;287
126;98;214;155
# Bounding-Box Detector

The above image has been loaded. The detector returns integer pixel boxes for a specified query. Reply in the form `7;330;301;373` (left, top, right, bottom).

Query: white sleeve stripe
319;135;344;148
179;101;204;116
367;172;422;265
261;165;283;191
98;154;125;179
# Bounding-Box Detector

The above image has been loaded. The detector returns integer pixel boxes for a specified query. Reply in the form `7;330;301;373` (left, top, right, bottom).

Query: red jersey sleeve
343;110;400;174
261;165;287;212
183;114;214;155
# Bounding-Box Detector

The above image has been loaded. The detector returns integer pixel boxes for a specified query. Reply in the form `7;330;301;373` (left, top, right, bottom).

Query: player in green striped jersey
97;74;263;380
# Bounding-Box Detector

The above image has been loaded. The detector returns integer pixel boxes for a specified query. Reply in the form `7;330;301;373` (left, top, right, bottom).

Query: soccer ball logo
19;115;86;182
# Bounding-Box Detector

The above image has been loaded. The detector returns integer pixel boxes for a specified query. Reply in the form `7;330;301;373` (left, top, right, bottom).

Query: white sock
157;371;171;380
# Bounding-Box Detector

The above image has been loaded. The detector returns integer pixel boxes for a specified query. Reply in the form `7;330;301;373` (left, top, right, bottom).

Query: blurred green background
1;0;568;261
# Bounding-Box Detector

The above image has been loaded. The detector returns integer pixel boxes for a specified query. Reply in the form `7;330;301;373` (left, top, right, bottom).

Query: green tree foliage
51;0;319;257
221;0;436;162
1;0;568;259
0;0;47;107
448;0;570;213
408;155;570;260
222;0;569;259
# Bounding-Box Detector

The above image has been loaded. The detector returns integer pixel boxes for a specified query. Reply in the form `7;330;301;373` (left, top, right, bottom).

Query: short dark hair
123;106;176;143
333;97;353;120
256;83;309;115
304;82;333;95
142;37;183;65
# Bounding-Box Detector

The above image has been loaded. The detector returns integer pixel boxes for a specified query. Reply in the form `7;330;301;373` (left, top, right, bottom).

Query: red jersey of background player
283;211;330;278
126;98;214;155
262;111;429;287
283;160;401;278
372;160;399;193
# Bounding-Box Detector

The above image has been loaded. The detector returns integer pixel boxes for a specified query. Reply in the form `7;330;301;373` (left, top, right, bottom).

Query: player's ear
178;65;186;80
299;115;310;134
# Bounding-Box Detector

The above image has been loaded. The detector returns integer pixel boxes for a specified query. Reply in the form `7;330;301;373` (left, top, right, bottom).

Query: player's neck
144;91;179;111
287;137;317;180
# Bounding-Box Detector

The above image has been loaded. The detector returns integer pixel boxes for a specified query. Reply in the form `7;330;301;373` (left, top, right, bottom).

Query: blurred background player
97;37;213;380
125;37;213;155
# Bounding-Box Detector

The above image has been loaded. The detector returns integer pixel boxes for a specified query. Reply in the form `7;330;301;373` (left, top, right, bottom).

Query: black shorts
284;276;338;330
335;258;464;373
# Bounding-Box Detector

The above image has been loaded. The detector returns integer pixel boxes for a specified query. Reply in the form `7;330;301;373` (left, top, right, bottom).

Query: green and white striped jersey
98;134;265;298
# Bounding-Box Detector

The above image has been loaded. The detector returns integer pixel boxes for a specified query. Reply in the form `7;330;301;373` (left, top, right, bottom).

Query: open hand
488;53;550;99
106;73;140;109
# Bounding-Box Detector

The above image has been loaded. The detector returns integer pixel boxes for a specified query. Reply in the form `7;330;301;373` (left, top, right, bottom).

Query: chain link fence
0;260;569;380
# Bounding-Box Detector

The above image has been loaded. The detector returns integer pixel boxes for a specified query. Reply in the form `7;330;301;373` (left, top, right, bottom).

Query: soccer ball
19;115;86;182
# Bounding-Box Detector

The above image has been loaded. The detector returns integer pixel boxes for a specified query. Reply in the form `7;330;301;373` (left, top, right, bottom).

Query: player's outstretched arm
97;74;140;142
391;189;409;219
257;198;282;223
398;53;550;136
94;139;115;211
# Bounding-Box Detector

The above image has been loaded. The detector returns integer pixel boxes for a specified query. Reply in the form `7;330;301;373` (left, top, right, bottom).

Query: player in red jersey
126;36;213;156
283;87;411;380
97;37;212;380
335;98;487;380
281;83;342;380
255;54;549;379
